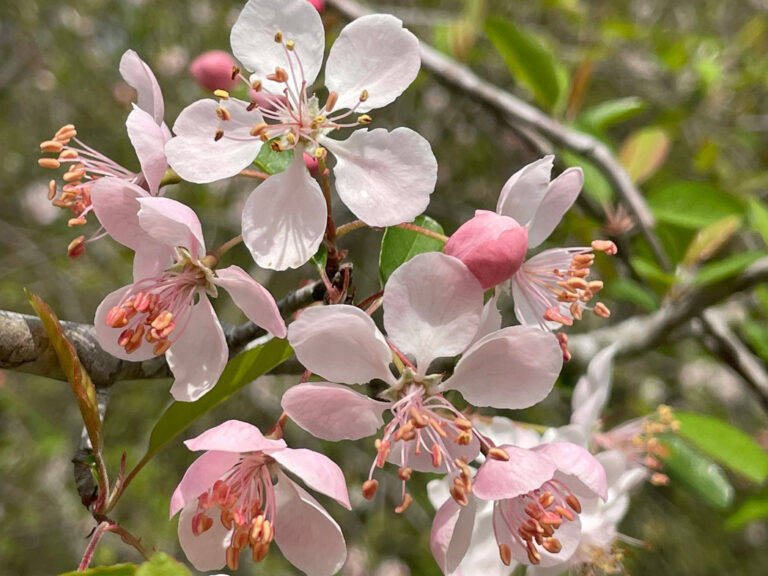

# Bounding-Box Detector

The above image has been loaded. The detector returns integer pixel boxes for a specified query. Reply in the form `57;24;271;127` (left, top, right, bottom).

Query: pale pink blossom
306;0;325;12
282;252;563;509
39;50;171;256
166;0;437;270
189;50;238;93
171;420;349;574
94;195;285;401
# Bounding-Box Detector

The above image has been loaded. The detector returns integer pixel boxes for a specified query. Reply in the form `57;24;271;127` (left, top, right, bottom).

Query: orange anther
362;479;379;500
216;106;232;121
487;447;509;461
542;537;562;554
594;302;611;318
67;235;86;258
499;544;512;566
395;492;413;514
38;158;61;170
325;91;339;113
592;239;618;255
398;467;412;481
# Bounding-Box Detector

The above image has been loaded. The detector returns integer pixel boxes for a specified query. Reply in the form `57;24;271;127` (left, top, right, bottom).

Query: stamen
359;89;369;102
499;544;512;566
395;493;413;514
487;447;510;461
362;479;379;500
325;91;338;113
214;129;225;141
230;66;240;81
38;158;61;169
68;235;86;258
357;114;372;124
274;31;283;43
216;106;232;121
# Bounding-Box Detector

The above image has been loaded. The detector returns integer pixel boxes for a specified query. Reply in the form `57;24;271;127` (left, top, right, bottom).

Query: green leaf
134;339;293;470
618;127;670;184
691;251;763;287
135;554;192;576
605;278;659;311
27;290;102;454
254;141;295;175
682;215;741;267
310;243;328;274
648;181;744;229
59;564;136;576
674;412;768;484
485;17;569;112
379;215;445;285
725;487;768;530
742;319;768;361
577;97;646;131
660;435;734;509
748;197;768;247
629;256;676;286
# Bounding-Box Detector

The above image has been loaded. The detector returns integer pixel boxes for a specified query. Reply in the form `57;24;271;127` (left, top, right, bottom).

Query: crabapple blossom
282;252;563;512
93;194;285;401
38;50;170;257
189;50;238;93
171;420;350;574
165;0;437;270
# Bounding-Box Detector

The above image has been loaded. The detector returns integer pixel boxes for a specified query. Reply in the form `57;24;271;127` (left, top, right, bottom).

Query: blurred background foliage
2;0;768;574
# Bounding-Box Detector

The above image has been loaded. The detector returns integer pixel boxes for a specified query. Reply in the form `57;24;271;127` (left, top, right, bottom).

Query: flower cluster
38;1;647;575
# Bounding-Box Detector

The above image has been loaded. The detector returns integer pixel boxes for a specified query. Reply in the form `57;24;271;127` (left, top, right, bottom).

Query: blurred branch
325;0;671;271
0;281;323;387
568;257;768;363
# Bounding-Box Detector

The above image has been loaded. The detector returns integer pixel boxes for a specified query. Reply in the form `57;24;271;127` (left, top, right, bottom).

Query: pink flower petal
213;265;286;338
132;242;175;281
184;419;286;453
119;49;164;124
443;326;562;409
273;471;347;576
231;0;324;91
94;285;157;361
241;152;327;270
535;442;608;500
166;296;227;402
496;155;554;225
288;305;395;385
444;210;529;289
271;447;351;509
126;107;168;196
323;128;437;227
325;14;420;113
430;495;477;575
170;450;240;517
570;345;617;432
165;98;264;184
471;296;502;345
473;445;556;501
136;196;206;257
281;383;388;441
384;253;483;373
177;503;231;571
90;178;150;252
526;167;583;248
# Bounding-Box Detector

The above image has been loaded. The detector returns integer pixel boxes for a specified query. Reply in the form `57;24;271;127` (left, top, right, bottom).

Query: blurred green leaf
379;215;445;285
691;251;763;287
675;412;768;484
648;181;744;229
577;97;646;131
747;197;768;247
135;554;191;576
485;16;569;112
605;278;659;311
27;290;102;454
133;338;293;471
60;565;136;576
742;319;768;361
682;215;741;267
618;127;670;184
725;487;768;530
660;435;734;510
254;142;295;175
630;256;677;286
310;243;328;274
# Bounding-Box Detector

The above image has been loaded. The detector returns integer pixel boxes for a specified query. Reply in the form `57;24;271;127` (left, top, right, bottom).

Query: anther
38;158;61;170
570;302;583;320
542;538;562;553
286;40;295;51
230;65;240;80
487;447;510;461
226;546;240;571
431;444;443;468
214;129;225;142
68;235;86;259
251;80;263;92
499;544;512;566
395;493;413;514
214;89;230;99
428;417;448;438
153;340;172;356
566;277;588;291
216;106;232;121
555;505;575;521
48;180;57;200
250;122;269;137
59;149;78;160
274;31;283;43
450;484;468;506
359;89;369;102
593;302;611;318
592;239;618;255
539;492;555;508
313;147;326;159
362;479;379;499
454;417;473;431
398;467;412;481
40;140;64;153
325;91;339;113
526;541;542;565
588;280;604;292
543;307;573;326
267;67;288;83
68;217;87;227
409;407;428;428
357;114;372;124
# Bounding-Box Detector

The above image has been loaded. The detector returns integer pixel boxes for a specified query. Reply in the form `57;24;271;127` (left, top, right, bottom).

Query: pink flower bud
306;0;325;12
189;50;237;93
303;152;320;176
444;210;529;289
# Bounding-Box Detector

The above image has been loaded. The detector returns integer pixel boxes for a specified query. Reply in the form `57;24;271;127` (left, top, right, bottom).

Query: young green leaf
682;215;741;267
674;411;768;484
747;197;768;247
618;127;670;184
725;487;768;530
577;97;646;131
691;251;763;287
254;141;295;175
59;564;136;576
648;181;744;229
135;554;192;576
604;278;659;311
379;215;446;285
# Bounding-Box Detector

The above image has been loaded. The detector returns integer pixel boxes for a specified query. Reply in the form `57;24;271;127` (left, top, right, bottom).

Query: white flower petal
119;49;164;124
231;0;324;90
323;128;437;227
241;152;326;270
178;503;231;571
288;305;395;385
430;495;477;575
496;155;554;225
165;98;263;184
126;107;169;196
527;167;583;248
325;14;420;112
384;253;483;371
571;345;617;433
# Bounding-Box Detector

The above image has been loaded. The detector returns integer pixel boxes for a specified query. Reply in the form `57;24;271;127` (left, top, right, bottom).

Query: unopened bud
189;51;238;92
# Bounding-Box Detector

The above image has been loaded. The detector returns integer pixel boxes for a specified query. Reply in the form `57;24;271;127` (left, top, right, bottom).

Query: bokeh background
2;0;768;574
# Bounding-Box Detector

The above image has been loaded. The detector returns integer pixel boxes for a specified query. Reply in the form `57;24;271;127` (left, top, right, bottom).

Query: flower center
495;479;583;566
191;453;278;571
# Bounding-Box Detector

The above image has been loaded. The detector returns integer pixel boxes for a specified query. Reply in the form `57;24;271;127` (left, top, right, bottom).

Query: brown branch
325;0;671;271
1;281;324;387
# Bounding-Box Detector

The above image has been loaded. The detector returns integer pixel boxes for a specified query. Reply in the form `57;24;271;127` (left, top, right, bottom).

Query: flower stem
395;222;449;243
78;521;110;571
202;234;244;268
335;219;367;239
317;155;337;245
239;169;270;179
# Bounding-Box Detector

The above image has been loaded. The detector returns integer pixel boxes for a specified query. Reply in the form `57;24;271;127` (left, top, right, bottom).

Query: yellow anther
270;140;282;152
313;146;326;159
274;31;283;43
285;132;296;145
250;122;269;137
359;89;369;102
286;40;295;51
216;106;232;121
68;217;87;227
357;114;372;124
214;89;230;99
